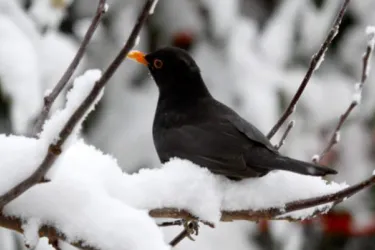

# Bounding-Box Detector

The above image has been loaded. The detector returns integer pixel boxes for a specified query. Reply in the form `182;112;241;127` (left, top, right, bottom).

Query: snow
352;90;362;105
2;140;169;250
2;0;375;249
334;131;341;143
104;3;109;13
221;169;346;219
0;135;46;196
0;133;348;248
149;0;159;14
314;53;325;71
39;69;103;146
22;218;41;248
39;30;86;114
28;0;74;29
289;120;296;127
311;154;320;162
135;35;141;47
0;14;43;134
366;26;375;48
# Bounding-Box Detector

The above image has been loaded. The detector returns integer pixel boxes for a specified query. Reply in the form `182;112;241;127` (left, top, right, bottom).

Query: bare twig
158;219;184;227
0;0;156;209
33;0;108;136
169;229;190;247
274;120;295;150
267;0;351;139
360;27;375;86
150;174;375;222
169;221;199;247
313;27;375;164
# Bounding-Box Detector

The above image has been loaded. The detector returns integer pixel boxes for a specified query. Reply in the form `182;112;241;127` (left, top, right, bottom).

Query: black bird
127;47;337;180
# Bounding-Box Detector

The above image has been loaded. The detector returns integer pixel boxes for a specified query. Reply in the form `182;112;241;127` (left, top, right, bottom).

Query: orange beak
126;50;148;65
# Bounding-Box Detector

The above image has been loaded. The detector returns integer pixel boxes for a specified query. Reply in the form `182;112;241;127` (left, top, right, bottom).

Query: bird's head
127;47;209;96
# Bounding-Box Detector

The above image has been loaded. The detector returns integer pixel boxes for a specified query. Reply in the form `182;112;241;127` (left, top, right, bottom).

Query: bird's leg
183;219;199;241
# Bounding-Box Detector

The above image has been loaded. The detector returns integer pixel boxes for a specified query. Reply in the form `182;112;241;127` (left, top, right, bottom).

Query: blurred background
1;0;375;249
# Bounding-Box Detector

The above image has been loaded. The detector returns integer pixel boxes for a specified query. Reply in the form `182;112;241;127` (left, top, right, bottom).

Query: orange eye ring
153;59;163;69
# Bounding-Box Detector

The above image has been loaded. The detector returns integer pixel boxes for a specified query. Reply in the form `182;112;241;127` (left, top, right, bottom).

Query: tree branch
313;27;375;164
274;120;295;150
0;214;98;250
0;0;156;209
267;0;351;139
168;221;199;247
1;173;374;248
150;174;375;224
32;0;108;136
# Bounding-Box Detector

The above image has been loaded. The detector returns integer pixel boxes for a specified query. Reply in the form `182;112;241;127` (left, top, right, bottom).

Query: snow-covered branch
267;0;351;139
33;0;108;135
149;173;375;224
0;0;156;210
0;215;98;250
313;26;375;164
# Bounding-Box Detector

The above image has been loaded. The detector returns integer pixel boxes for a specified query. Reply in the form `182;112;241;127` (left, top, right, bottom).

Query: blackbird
127;47;337;180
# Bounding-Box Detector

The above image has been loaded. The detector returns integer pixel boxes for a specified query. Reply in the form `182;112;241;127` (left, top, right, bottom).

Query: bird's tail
270;155;337;176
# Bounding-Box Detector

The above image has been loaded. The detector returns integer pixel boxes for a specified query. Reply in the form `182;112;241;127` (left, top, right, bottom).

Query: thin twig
32;0;108;136
0;0;156;209
313;27;375;164
158;219;184;227
169;221;199;247
267;0;351;139
169;229;190;247
150;174;375;223
274;120;295;150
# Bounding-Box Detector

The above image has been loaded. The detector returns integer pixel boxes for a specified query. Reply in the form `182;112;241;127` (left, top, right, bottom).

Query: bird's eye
153;59;163;69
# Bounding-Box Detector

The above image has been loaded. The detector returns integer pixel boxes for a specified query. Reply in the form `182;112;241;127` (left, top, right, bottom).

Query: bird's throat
158;76;211;104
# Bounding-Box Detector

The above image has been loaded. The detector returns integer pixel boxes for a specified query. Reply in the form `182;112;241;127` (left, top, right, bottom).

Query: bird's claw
183;219;199;241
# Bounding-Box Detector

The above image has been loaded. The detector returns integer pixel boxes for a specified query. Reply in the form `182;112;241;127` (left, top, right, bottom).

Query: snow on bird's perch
1;136;348;234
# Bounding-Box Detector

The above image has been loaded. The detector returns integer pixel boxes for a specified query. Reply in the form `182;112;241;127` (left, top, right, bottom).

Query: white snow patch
39;69;102;146
149;0;159;14
0;135;46;196
119;158;222;223
0;135;348;247
22;218;41;248
104;3;109;13
314;53;325;71
366;26;375;48
352;90;362;105
312;154;320;162
3;140;169;250
221;170;346;219
135;35;140;47
334;131;341;143
0;15;43;134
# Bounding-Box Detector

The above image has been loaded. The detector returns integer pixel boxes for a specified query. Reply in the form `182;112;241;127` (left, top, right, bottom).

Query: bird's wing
212;101;278;153
154;122;262;178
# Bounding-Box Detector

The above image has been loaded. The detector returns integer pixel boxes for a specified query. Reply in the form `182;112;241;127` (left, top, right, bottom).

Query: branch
150;174;375;223
0;214;98;250
0;0;156;209
168;221;199;247
32;0;108;136
313;27;375;164
274;120;295;150
1;173;374;248
267;0;351;139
